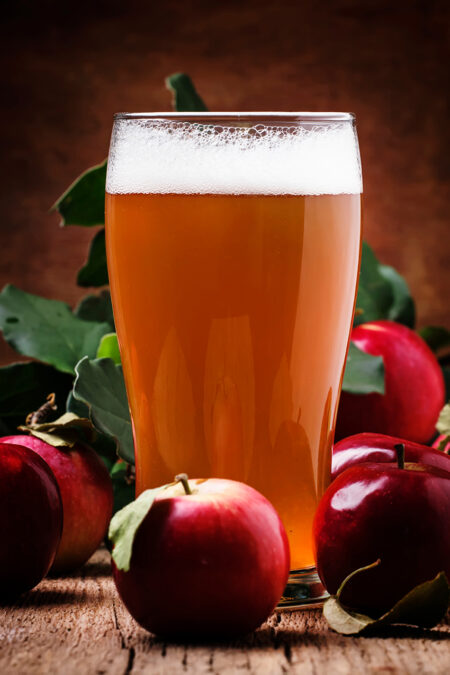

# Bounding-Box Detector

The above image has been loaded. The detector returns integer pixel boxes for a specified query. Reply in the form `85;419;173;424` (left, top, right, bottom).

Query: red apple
336;321;445;443
111;476;290;639
313;451;450;615
332;432;450;481
2;435;113;574
0;442;63;600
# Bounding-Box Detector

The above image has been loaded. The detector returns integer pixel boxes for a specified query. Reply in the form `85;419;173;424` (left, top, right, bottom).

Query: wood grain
0;548;448;674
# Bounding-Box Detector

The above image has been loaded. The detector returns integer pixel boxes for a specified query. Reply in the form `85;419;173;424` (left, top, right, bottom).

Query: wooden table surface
1;548;449;675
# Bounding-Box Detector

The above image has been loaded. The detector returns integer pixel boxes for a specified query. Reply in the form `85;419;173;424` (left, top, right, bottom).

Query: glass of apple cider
105;113;362;607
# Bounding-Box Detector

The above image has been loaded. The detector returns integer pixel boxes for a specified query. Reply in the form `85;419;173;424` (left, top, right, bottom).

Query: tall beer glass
105;113;362;607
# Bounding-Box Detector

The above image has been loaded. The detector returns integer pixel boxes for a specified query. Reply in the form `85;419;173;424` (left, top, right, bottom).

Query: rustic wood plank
0;547;448;675
0;550;128;675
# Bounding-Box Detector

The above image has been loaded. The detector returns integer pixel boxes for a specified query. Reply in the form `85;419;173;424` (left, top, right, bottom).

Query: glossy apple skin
2;435;113;574
336;321;445;443
113;478;290;639
0;442;63;600
313;462;450;616
332;432;450;481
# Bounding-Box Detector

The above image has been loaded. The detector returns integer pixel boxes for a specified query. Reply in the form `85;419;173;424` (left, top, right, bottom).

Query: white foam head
106;115;362;195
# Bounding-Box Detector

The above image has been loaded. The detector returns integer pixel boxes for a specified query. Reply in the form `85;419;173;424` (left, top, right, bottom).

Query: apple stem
394;443;405;470
26;393;57;425
175;473;192;495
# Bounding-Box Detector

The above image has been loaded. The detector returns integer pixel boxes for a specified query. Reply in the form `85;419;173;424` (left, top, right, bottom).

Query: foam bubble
106;119;362;195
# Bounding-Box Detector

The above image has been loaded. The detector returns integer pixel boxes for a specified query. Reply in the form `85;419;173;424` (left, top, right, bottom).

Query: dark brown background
1;0;448;365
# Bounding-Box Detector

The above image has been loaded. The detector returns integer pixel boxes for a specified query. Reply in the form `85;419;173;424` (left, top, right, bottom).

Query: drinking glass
105;113;362;607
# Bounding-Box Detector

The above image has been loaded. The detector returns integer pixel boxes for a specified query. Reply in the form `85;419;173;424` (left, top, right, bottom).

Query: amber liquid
105;192;361;570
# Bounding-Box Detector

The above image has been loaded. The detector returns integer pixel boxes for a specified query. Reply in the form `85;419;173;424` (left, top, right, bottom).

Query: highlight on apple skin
332;432;450;481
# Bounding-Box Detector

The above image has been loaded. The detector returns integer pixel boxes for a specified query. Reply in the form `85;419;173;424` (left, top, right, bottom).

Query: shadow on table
81;559;112;579
48;559;112;581
1;588;86;608
247;622;449;646
353;624;450;641
131;616;450;651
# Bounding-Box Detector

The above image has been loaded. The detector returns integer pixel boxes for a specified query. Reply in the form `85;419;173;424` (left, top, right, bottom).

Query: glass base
278;567;329;610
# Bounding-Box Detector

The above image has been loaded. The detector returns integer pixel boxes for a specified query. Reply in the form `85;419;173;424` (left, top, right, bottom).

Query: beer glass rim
114;112;355;123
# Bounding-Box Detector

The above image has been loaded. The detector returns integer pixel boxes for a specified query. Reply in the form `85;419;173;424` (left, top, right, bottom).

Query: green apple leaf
342;343;385;394
65;390;118;469
418;326;450;354
77;229;109;287
97;333;121;364
355;243;415;328
109;484;170;572
323;564;450;635
73;356;134;463
166;73;208;112
66;389;90;418
355;244;391;324
378;264;416;328
0;362;73;434
74;290;115;329
379;572;450;628
53;160;107;227
0;285;111;374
